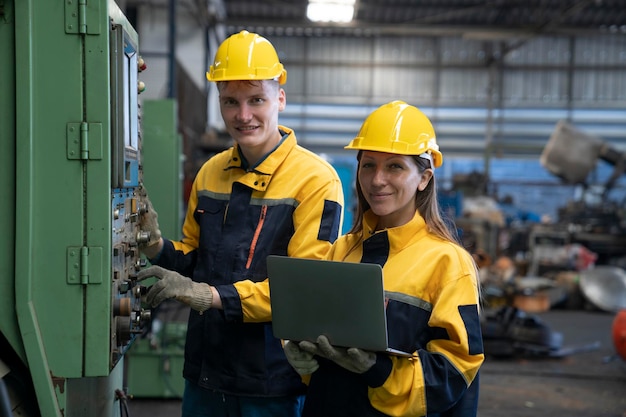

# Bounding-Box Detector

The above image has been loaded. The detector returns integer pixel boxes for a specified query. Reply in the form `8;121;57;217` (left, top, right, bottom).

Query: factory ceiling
202;0;626;38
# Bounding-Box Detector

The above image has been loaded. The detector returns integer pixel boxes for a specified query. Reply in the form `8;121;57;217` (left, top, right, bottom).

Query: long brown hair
345;151;482;306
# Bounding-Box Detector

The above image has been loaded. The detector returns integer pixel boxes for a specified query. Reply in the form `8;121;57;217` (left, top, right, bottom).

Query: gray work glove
299;335;376;374
137;266;213;313
283;340;319;375
137;184;161;248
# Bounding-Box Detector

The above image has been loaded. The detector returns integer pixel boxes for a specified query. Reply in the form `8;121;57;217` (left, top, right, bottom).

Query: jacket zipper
246;205;267;269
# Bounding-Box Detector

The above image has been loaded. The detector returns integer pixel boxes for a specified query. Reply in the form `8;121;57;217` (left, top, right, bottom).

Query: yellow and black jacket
302;210;484;417
154;127;344;396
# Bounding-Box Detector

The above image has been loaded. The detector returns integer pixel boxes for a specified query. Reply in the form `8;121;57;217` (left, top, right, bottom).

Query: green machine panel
141;99;183;240
126;322;186;398
1;1;153;416
126;98;185;398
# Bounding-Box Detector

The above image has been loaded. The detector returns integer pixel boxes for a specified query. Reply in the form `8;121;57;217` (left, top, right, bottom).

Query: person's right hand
137;266;213;313
299;335;376;374
283;340;319;375
137;184;162;250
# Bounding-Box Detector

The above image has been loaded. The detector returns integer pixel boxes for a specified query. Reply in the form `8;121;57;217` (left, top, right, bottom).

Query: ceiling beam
221;19;607;38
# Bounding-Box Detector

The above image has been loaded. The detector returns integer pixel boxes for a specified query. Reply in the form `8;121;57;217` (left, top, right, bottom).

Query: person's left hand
299;335;376;374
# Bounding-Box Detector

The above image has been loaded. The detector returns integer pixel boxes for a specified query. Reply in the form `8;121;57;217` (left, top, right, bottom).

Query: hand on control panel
137;265;213;314
137;183;162;258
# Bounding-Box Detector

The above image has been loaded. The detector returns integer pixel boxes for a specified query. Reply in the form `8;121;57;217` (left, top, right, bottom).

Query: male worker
137;30;344;417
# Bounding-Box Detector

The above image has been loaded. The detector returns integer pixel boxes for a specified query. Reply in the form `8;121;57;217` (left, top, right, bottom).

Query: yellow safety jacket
302;209;484;417
154;126;344;396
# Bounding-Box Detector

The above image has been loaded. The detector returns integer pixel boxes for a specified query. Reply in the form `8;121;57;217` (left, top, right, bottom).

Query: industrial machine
1;1;153;415
531;120;626;271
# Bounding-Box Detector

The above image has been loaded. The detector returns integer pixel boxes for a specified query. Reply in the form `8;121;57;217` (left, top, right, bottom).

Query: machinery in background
1;1;153;415
125;314;187;399
579;266;626;313
449;121;626;311
530;120;626;274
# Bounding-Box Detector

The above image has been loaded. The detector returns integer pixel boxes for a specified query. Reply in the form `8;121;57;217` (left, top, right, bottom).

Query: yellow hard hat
206;30;287;85
345;100;442;167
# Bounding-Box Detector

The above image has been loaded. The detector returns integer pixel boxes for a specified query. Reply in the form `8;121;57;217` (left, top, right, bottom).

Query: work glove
299;335;376;374
137;266;213;313
283;340;319;375
137;184;161;249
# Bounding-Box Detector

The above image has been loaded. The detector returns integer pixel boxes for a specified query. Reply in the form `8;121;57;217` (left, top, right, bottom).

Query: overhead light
307;0;356;23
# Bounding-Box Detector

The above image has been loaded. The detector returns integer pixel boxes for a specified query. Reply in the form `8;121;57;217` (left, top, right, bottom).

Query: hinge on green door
67;246;103;284
0;0;8;22
67;122;103;160
64;0;101;35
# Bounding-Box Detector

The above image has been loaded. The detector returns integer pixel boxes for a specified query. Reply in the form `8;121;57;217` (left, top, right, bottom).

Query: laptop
267;255;413;357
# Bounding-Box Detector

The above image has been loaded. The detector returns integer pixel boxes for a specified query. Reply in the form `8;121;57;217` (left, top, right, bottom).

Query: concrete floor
126;309;626;417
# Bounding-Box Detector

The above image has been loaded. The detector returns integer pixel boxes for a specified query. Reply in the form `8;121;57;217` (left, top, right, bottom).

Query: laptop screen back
267;255;389;352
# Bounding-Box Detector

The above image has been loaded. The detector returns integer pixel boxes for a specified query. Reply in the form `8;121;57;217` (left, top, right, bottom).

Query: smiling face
218;79;286;165
358;151;433;230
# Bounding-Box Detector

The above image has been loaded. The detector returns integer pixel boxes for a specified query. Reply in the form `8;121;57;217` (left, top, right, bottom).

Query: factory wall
132;8;626;159
262;33;626;158
130;6;626;231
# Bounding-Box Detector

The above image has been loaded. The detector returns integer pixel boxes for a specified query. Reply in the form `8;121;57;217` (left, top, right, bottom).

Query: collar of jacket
363;209;430;253
223;125;297;192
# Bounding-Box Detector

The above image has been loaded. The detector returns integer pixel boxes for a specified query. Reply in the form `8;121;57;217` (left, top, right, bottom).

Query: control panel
108;21;151;367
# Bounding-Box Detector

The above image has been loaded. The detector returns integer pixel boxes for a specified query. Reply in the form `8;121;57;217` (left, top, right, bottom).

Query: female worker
283;100;484;417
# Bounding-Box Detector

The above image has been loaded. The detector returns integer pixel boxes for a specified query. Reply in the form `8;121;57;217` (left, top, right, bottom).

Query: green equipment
0;1;154;415
125;98;186;399
125;320;186;399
